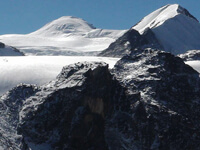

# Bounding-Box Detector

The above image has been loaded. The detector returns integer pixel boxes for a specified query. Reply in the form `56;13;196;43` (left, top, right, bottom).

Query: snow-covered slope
0;42;24;56
178;50;200;61
0;16;126;56
30;16;95;37
0;56;119;95
133;4;200;54
185;61;200;73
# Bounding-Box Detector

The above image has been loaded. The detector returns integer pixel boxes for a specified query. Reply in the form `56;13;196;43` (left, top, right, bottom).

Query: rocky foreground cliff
1;47;200;150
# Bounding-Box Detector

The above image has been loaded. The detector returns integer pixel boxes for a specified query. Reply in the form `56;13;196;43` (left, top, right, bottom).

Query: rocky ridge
113;48;200;149
17;62;133;150
99;28;163;57
0;48;200;149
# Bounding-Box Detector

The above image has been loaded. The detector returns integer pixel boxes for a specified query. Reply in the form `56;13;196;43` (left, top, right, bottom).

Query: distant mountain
1;4;200;57
29;16;96;37
133;4;200;54
0;42;24;56
100;4;200;57
0;16;126;56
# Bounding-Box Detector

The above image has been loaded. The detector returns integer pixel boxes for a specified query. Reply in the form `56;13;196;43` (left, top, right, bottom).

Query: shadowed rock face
0;42;5;48
99;28;163;57
0;42;24;56
17;62;132;150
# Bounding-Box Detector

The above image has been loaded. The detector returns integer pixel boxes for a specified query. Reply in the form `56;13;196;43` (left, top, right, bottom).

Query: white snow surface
0;56;119;95
30;16;95;37
185;61;200;73
0;16;126;56
133;4;180;33
133;4;200;54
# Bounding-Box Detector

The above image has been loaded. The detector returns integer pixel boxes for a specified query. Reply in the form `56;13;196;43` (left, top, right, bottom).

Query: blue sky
0;0;199;34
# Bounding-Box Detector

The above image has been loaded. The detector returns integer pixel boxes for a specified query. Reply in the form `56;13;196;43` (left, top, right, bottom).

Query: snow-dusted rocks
0;42;24;56
113;48;200;149
18;62;131;149
0;16;126;56
133;4;200;54
178;50;200;73
178;50;200;61
0;84;39;150
1;49;200;149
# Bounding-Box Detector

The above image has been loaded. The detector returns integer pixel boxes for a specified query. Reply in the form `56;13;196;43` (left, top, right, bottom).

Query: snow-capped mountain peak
0;16;126;55
132;4;200;54
30;16;96;37
133;4;198;34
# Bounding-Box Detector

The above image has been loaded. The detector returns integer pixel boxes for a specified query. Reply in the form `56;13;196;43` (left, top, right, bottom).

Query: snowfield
0;56;120;95
0;16;126;56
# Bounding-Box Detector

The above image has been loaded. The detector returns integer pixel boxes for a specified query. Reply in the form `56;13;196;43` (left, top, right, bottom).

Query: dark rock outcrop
0;42;5;48
99;28;163;57
113;48;200;149
18;62;133;150
1;48;200;149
